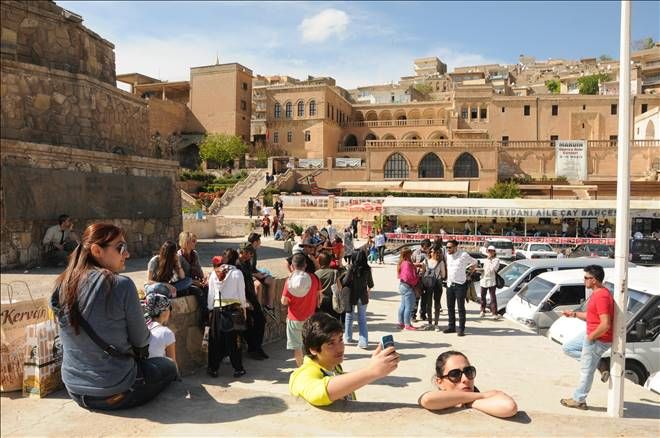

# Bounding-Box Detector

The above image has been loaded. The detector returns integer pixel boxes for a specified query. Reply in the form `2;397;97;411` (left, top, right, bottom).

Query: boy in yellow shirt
289;312;399;406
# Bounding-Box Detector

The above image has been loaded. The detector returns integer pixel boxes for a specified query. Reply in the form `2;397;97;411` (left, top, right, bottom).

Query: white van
504;265;638;334
548;267;660;385
488;258;617;313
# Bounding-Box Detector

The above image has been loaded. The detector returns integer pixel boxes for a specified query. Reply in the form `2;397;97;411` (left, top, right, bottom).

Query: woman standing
207;248;247;378
479;245;501;319
374;229;386;264
397;247;419;331
422;245;447;330
146;240;192;297
50;224;177;410
342;250;374;349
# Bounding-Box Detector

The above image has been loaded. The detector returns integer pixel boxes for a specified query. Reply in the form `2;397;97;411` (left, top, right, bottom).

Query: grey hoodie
51;269;149;397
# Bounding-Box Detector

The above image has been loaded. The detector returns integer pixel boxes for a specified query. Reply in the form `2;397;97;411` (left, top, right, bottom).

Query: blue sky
60;1;659;89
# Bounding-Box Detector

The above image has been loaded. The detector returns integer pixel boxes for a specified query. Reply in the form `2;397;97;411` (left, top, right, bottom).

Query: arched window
453;152;479;178
343;134;358;147
309;100;317;116
274;103;281;118
384;153;409;179
297;101;305;117
365;133;377;144
418;153;444;178
285;102;292;118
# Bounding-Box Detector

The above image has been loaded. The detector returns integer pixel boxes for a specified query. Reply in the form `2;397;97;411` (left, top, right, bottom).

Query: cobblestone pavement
2;237;659;436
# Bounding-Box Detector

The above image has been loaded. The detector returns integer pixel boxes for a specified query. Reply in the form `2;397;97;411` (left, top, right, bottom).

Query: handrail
208;169;264;215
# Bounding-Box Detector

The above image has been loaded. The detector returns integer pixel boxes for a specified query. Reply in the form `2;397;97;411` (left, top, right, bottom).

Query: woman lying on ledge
418;351;518;418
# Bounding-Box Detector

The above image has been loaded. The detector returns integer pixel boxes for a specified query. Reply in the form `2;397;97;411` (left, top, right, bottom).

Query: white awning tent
381;197;660;219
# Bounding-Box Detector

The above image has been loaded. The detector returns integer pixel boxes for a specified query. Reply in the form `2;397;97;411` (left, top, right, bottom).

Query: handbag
220;305;246;332
496;273;505;289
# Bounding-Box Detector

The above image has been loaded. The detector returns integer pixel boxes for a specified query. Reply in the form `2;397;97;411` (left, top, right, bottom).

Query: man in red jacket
560;265;614;410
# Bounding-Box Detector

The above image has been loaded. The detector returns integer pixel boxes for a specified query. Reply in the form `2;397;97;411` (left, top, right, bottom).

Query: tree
633;37;655;51
598;54;613;61
487;182;522;199
199;133;248;167
577;73;610;95
545;79;560;94
414;83;433;95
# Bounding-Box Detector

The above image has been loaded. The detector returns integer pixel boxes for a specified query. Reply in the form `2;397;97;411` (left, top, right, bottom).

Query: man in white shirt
42;214;80;266
326;219;337;242
443;239;477;336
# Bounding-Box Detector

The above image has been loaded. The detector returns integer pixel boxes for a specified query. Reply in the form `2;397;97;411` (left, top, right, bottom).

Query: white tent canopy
382;197;660;219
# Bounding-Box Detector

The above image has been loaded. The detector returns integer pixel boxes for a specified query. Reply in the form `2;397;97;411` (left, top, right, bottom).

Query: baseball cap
145;293;171;317
292;244;305;255
302;238;315;246
247;232;261;243
211;255;223;266
287;271;312;297
487;245;497;251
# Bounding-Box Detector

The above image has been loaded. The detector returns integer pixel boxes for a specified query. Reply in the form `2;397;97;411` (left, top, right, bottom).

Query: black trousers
377;246;385;263
208;308;243;372
422;283;443;324
244;304;265;352
446;282;468;331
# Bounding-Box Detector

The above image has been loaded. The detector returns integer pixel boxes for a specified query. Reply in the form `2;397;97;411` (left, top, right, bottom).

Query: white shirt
446;250;477;286
562;222;568;233
479;257;500;288
327;225;337;241
147;321;175;359
374;234;386;247
207;266;246;310
42;224;72;247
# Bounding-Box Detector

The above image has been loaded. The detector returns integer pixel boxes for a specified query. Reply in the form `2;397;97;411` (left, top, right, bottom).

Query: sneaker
560;398;587;410
233;369;247;378
443;328;456;334
397;323;405;329
435;325;442;332
479;311;486;318
493;314;502;321
404;325;418;331
457;331;465;337
357;343;368;349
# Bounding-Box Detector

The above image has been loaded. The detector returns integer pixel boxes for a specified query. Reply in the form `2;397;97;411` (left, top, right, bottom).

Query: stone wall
0;0;116;85
0;140;182;268
1;60;151;157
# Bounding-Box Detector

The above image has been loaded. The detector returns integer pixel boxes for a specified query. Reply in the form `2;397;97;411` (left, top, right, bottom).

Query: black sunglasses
115;242;128;256
441;366;477;383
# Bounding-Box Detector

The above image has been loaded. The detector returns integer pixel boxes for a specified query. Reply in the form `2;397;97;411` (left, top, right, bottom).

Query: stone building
0;0;182;268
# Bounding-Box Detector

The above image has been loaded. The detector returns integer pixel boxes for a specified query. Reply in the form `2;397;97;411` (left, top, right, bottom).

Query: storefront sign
555;140;587;180
386;206;618;218
298;159;324;169
384;233;615;246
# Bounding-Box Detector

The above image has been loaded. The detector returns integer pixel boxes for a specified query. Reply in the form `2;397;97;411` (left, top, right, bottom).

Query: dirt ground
2;237;659;437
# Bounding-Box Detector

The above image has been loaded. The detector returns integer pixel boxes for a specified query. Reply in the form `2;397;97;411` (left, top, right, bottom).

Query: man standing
326;219;337;242
560;265;613;410
42;214;80;266
443;240;477;336
247;198;254;218
350;217;360;240
247;233;276;319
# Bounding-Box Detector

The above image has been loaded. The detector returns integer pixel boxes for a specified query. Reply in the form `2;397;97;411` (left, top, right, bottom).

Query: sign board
385;205;618;219
298;159;324;169
335;158;362;168
555;140;588;180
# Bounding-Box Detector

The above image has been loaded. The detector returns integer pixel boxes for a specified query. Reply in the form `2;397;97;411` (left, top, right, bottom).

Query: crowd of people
48;214;621;418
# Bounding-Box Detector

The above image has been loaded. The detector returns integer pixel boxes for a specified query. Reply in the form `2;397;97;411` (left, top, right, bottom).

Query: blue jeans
398;282;416;326
573;338;610;402
562;329;586;360
344;300;368;347
145;277;192;297
68;357;178;410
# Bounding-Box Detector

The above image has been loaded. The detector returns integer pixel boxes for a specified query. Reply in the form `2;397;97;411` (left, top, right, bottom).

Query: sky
60;1;659;90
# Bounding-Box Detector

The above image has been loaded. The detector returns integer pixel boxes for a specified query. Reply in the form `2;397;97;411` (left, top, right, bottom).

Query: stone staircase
209;168;267;216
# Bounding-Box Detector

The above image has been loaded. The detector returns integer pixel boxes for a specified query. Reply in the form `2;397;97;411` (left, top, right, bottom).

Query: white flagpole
608;0;631;418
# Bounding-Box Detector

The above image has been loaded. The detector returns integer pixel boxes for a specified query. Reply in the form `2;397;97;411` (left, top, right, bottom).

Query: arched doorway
364;133;377;145
343;134;358;147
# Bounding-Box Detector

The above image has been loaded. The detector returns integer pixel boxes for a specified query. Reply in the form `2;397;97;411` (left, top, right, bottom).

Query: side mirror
516;281;527;292
635;320;648;340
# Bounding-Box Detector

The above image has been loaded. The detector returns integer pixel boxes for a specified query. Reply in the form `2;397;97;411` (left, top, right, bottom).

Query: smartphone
380;334;394;349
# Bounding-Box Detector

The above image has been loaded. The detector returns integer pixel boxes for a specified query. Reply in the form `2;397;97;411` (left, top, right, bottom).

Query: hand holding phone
380;334;394;349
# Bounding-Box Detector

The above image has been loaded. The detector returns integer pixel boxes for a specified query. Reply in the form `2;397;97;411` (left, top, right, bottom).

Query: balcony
342;118;446;128
361;139;659;150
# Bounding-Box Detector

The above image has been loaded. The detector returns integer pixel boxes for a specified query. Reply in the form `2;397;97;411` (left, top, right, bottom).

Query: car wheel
625;360;649;386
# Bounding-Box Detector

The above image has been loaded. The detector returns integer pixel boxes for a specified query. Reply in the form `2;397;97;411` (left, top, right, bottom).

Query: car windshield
631;240;659;254
530;244;553;252
489;241;513;249
518;277;555;306
604;281;651;320
498;262;529;287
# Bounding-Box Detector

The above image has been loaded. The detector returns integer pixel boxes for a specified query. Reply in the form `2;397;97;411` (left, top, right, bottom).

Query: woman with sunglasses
419;351;518;418
50;224;177;410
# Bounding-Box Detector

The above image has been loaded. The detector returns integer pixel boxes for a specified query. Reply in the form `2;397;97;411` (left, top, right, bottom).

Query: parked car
486;258;617;313
383;244;420;265
630;239;660;266
504;264;638;334
517;242;558;259
480;238;514;260
569;243;614;258
548;267;660;385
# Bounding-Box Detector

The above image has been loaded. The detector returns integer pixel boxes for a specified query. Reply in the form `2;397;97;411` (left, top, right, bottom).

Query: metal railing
361;139;659;150
208;169;265;215
341;118;446;128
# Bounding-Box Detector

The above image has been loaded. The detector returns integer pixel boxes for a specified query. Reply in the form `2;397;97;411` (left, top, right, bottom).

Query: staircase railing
208;169;264;215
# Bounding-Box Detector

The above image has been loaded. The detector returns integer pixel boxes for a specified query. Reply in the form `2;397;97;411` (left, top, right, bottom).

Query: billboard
555;140;588;180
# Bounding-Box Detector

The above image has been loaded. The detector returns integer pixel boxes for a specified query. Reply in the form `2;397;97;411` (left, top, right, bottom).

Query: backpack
332;271;351;313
